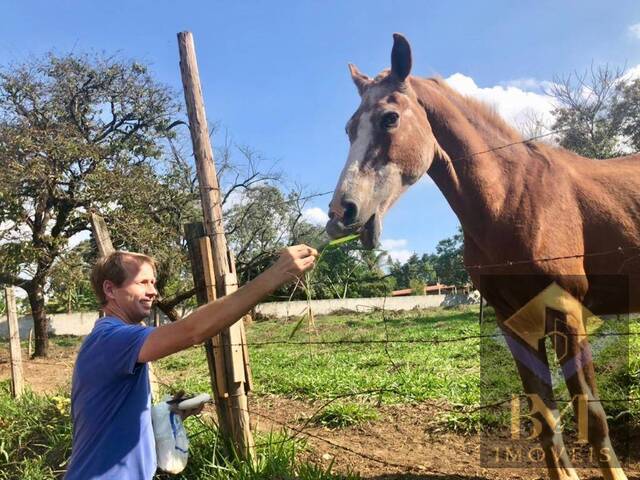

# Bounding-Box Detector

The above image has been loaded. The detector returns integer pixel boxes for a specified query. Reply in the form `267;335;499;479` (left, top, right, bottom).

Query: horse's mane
424;77;524;145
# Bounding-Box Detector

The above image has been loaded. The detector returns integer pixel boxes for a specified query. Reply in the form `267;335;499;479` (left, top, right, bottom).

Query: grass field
158;306;640;431
1;305;638;479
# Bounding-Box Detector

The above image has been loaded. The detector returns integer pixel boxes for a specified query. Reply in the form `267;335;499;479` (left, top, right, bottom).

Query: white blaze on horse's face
326;33;437;249
337;105;407;224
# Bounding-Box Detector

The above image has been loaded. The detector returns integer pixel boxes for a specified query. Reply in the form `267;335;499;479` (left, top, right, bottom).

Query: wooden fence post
90;212;115;258
28;328;33;358
5;287;24;397
178;31;254;460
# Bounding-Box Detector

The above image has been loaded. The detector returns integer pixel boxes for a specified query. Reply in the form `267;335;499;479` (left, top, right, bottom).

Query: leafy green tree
225;184;321;285
388;253;436;289
612;78;640;152
431;228;469;286
46;241;98;314
550;67;640;158
0;52;185;356
307;246;392;300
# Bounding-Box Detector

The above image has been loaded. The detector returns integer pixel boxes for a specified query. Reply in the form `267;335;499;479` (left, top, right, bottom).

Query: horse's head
326;33;437;248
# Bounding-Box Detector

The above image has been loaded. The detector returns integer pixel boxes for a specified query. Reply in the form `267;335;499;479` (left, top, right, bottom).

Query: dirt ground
1;343;638;480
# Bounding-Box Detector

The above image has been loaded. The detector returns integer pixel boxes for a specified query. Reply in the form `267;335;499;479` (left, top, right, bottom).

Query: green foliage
0;384;355;480
431;227;469;286
225;185;324;286
0;383;72;479
311;402;379;429
409;278;425;295
612;78;640;152
46;241;98;313
0;51;194;354
156;422;356;480
305;246;392;300
550;67;640;158
388;253;436;289
388;227;469;289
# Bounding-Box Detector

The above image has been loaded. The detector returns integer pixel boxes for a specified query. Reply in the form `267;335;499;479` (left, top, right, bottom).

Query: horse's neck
414;78;528;238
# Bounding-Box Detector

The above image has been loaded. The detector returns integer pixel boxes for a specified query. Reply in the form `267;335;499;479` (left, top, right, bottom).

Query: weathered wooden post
28;328;33;358
178;31;255;459
90;212;115;258
5;287;24;397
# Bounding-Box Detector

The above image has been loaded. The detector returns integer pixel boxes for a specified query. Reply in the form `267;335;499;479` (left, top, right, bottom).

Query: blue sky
2;1;639;262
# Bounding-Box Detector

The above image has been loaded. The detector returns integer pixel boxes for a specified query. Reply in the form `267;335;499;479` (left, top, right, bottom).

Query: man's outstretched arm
137;245;317;363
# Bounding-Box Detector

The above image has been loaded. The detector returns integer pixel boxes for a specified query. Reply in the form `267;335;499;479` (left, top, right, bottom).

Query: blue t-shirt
65;316;156;479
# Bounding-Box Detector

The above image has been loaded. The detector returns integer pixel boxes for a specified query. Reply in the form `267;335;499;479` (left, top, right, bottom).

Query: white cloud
629;23;640;39
623;64;640;82
444;73;556;134
302;207;329;226
500;78;553;92
68;229;91;249
381;238;407;250
380;238;413;263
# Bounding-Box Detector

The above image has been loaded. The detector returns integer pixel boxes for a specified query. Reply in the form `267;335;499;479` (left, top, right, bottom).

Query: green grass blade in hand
288;308;309;340
326;234;359;249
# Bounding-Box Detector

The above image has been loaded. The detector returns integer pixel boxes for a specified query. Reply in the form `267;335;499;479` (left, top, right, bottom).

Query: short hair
90;251;157;305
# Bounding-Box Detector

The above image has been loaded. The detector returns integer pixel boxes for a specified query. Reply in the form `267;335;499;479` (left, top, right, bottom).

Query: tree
307;246;392;299
611;78;640;152
431;228;469;286
549;66;640;158
0;52;184;356
388;229;468;289
388;253;436;289
46;240;98;313
224;183;321;285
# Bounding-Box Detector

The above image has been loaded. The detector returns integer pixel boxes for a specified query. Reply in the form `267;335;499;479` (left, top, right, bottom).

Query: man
65;245;317;479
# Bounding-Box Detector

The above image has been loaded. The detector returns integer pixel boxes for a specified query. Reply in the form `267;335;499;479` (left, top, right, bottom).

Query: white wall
0;293;479;338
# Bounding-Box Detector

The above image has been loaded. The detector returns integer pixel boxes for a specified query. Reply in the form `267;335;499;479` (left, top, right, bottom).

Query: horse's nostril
342;200;359;225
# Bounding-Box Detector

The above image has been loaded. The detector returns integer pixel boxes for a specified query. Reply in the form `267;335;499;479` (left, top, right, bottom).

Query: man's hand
167;391;206;421
267;244;318;286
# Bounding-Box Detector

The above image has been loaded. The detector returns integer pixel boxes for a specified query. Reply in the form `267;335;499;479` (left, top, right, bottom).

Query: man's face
104;260;157;323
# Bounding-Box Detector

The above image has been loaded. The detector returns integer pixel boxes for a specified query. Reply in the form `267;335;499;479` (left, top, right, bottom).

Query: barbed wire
134;328;638;350
449;127;571;164
185;389;640;474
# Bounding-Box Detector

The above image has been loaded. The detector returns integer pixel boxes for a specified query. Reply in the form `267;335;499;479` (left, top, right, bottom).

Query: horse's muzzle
325;213;380;249
325;217;354;239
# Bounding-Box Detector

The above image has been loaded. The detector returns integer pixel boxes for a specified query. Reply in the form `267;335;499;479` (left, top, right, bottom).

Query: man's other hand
268;244;318;286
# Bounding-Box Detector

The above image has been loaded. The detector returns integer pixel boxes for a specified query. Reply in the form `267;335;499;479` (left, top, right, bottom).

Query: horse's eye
381;112;399;130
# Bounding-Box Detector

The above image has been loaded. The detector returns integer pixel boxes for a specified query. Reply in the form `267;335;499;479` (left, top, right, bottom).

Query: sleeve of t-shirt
99;320;155;377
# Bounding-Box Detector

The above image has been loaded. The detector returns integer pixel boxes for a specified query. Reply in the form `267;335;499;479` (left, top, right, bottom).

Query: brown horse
326;33;640;480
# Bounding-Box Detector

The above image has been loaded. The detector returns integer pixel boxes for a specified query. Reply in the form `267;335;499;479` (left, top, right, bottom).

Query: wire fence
2;127;640;473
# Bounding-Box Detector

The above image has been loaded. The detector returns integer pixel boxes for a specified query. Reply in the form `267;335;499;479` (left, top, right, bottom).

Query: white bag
151;399;189;474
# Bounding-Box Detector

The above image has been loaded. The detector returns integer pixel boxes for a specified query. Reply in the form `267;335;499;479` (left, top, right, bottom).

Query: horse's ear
391;33;412;82
348;63;372;96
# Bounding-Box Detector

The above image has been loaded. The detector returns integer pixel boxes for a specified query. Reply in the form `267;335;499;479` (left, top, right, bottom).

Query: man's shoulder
81;317;127;348
90;316;129;334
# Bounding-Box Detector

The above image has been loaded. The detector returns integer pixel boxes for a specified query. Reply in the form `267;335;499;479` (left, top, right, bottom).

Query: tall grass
0;381;355;479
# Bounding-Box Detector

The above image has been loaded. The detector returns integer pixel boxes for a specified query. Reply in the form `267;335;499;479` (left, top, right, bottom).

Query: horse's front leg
503;331;580;480
547;309;628;480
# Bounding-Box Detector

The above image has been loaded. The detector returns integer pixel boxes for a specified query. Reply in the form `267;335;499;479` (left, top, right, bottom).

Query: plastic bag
151;398;189;474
